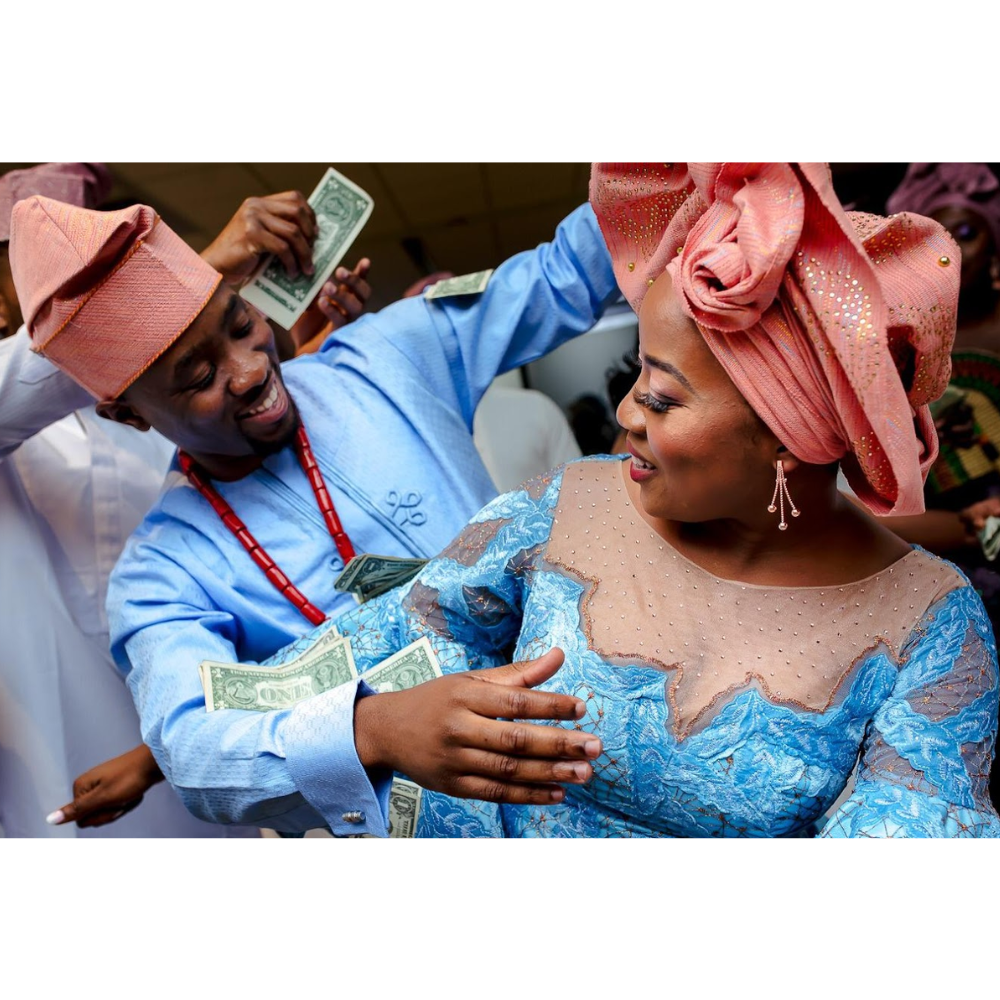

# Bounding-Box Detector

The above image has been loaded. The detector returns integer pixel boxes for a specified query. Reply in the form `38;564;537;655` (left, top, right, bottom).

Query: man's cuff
283;679;392;837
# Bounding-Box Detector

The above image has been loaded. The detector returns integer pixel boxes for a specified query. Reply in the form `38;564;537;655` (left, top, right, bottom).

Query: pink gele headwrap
8;196;222;401
0;163;112;242
590;163;961;516
887;162;1000;251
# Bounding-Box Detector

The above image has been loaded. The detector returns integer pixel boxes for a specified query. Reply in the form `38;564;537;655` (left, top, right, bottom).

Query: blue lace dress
323;457;1000;837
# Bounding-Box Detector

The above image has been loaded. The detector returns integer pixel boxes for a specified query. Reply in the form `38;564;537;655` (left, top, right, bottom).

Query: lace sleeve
338;468;566;677
820;584;1000;837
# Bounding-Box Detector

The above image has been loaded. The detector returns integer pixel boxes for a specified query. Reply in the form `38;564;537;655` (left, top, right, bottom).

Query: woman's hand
46;744;164;829
353;648;601;806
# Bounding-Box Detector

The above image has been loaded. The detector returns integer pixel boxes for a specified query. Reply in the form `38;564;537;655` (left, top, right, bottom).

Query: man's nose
228;351;270;398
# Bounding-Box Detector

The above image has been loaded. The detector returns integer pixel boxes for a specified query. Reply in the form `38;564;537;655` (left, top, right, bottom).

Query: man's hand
960;496;1000;537
353;648;601;806
291;258;372;355
46;744;164;829
201;191;318;285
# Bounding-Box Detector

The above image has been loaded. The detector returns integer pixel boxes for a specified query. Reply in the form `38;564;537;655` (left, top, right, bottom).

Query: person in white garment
472;383;582;492
0;163;370;836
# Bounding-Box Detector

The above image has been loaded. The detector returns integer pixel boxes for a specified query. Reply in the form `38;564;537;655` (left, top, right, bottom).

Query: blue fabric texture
324;458;1000;838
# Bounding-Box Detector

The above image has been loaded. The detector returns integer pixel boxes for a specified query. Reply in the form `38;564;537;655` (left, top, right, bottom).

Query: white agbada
0;328;256;837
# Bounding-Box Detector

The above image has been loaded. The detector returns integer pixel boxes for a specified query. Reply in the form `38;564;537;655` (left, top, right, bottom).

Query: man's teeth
245;383;279;417
632;456;654;470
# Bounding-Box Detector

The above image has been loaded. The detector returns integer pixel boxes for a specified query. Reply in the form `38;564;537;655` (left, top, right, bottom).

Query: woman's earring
767;460;800;531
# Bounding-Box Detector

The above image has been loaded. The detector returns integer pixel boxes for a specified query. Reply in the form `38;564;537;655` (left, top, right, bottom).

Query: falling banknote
423;269;493;300
241;167;374;329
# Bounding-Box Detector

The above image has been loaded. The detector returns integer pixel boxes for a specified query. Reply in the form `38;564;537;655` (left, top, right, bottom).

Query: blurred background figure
876;163;1000;810
0;164;368;836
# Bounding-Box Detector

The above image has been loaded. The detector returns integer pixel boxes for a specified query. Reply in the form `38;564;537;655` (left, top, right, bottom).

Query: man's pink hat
8;196;222;401
590;163;961;516
0;163;112;242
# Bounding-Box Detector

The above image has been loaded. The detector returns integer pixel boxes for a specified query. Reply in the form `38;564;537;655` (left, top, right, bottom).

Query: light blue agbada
108;204;618;837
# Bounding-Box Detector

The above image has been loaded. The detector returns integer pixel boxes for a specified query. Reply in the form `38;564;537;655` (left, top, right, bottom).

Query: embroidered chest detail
544;462;964;740
385;490;426;528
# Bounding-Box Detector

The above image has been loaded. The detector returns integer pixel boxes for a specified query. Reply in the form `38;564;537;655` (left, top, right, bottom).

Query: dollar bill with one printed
423;269;493;300
200;635;357;712
360;636;443;694
387;779;422;838
980;515;1000;562
334;553;428;603
240;167;373;329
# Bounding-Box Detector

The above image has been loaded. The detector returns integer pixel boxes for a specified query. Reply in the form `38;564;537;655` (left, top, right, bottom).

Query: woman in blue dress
283;163;1000;836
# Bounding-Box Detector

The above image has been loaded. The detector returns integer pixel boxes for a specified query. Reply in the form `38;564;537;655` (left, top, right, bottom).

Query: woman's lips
627;445;657;482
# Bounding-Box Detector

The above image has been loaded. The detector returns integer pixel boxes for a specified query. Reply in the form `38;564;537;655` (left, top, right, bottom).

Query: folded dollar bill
334;553;428;603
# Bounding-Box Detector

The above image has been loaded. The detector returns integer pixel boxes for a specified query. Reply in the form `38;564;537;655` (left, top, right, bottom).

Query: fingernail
584;739;601;757
45;809;65;825
573;701;586;719
573;763;590;781
548;788;564;802
335;267;348;280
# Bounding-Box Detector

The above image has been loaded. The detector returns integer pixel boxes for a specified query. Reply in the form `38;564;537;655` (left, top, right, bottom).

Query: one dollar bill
424;269;493;300
241;167;374;329
360;636;443;693
334;553;428;603
200;635;357;712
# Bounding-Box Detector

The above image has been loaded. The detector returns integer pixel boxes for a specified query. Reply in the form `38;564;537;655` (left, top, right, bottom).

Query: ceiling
0;162;920;310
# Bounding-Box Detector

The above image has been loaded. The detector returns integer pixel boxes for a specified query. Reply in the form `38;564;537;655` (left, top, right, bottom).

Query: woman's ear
95;399;151;432
775;443;800;475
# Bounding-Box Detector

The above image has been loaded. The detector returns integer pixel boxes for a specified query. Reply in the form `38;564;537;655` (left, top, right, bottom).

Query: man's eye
954;222;978;241
232;320;254;340
190;366;216;391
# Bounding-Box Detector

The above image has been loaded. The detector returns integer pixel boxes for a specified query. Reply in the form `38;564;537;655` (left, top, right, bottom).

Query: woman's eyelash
633;389;675;414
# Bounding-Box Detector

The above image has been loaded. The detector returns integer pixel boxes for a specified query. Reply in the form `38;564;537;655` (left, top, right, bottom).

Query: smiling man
9;191;617;836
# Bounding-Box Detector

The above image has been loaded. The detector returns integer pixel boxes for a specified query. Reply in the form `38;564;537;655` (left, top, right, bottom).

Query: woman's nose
616;391;643;434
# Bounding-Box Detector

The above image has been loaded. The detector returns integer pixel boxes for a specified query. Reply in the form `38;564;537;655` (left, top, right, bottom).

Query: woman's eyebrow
642;353;697;395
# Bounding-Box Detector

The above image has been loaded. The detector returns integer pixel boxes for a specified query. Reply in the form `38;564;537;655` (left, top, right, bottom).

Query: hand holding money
202;190;319;285
352;647;602;807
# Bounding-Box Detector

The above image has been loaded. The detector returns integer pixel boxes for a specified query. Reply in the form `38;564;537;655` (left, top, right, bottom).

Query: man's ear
95;398;151;432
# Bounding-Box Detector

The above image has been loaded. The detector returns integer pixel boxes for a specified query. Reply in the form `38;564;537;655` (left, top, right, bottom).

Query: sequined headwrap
590;163;961;516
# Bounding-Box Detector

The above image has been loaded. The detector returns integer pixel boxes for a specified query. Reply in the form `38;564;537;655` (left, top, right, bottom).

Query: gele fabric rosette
590;162;961;516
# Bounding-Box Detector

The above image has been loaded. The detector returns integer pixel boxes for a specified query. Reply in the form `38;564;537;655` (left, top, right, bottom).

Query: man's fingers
480;647;567;691
457;715;601;760
261;215;314;276
333;265;373;305
449;777;567;806
461;748;594;785
264;192;317;242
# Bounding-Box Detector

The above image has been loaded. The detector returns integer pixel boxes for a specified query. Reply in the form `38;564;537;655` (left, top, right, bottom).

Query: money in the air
241;167;373;329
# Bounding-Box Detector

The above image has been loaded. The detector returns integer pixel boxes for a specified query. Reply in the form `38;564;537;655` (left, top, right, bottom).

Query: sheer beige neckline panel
544;460;964;739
